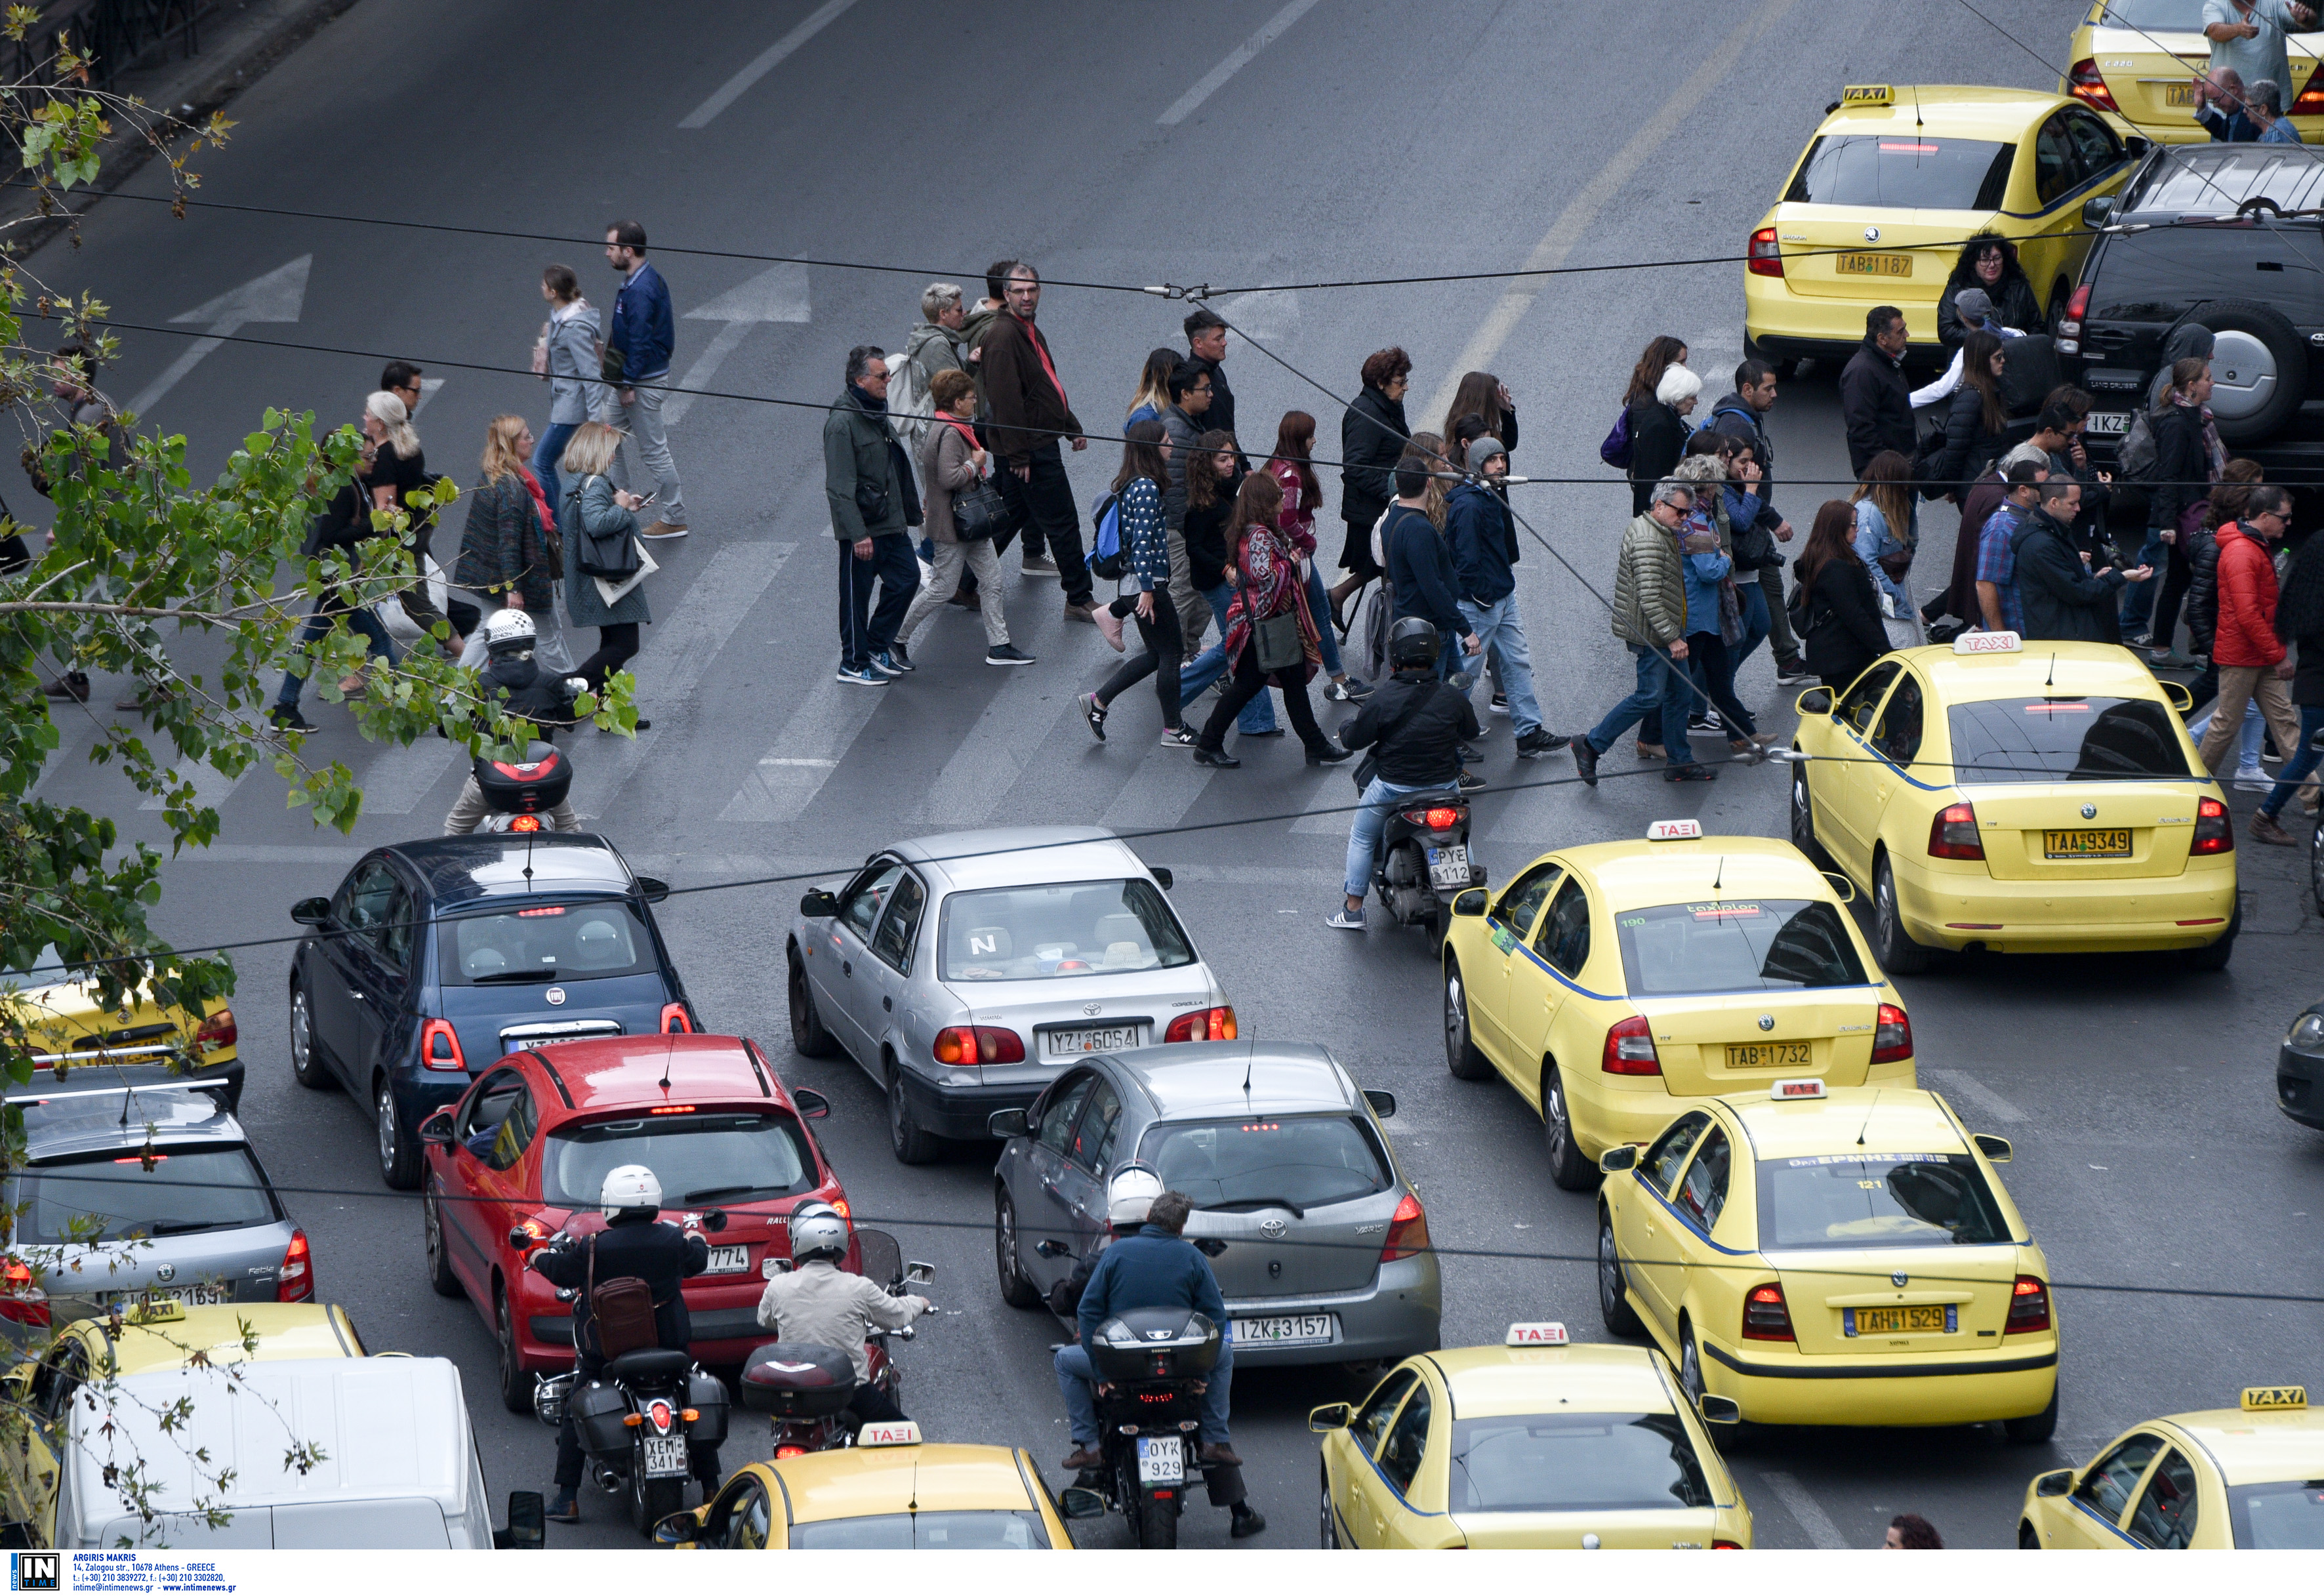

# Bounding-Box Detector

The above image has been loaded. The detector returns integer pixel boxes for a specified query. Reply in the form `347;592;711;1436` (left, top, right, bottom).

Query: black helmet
1388;617;1441;672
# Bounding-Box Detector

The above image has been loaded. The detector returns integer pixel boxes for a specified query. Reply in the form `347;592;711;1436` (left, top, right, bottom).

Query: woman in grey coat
893;369;1029;665
560;420;653;728
533;263;608;509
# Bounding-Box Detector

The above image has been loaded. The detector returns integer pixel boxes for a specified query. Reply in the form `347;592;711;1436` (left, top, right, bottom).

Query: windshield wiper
683;1184;777;1204
1205;1197;1306;1219
148;1219;228;1236
472;969;560;985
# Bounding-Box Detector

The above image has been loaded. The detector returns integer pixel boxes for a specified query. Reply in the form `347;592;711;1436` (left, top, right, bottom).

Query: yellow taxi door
1333;1368;1420;1549
1825;661;1904;879
1474;865;1562;1064
7;1342;87;1544
1846;667;1928;861
1370;1376;1461;1548
1661;1123;1738;1361
1507;875;1589;1111
2018;107;2135;317
1622;1112;1715;1340
2051;1431;2167;1549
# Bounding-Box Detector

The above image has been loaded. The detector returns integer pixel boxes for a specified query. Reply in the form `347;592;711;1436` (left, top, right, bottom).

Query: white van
56;1356;542;1549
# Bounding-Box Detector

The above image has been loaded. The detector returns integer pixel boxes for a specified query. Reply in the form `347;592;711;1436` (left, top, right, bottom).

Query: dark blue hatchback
287;834;699;1189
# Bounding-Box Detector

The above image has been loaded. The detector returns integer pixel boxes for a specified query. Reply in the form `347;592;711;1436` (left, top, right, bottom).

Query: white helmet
600;1163;662;1221
786;1200;849;1264
1107;1164;1164;1227
483;607;537;659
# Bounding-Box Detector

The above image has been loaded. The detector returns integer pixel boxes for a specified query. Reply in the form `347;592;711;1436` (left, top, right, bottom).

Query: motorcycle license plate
641;1435;689;1479
1136;1435;1185;1486
1427;844;1471;890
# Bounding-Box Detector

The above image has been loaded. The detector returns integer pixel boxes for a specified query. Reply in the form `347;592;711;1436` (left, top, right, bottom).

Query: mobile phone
638;492;658;506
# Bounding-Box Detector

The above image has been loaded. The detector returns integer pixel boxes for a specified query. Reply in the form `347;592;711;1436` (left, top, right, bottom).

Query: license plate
1835;251;1912;277
1232;1313;1337;1346
2086;411;2130;437
2163;83;2195;106
1848;1304;1955;1336
704;1245;750;1274
2045;828;2132;859
640;1435;689;1479
1136;1435;1184;1486
1725;1042;1813;1070
1043;1025;1141;1056
108;1286;227;1309
1427;844;1471;890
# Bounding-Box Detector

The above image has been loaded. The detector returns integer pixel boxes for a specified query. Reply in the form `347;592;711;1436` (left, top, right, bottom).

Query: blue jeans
2120;535;2166;630
1055;1338;1233;1448
2262;703;2324;817
1585;644;1698;767
1732;579;1772;670
1347;776;1460;898
275;604;398;707
1303;562;1345;678
533;421;579;514
1178;581;1277;733
1456;594;1542;737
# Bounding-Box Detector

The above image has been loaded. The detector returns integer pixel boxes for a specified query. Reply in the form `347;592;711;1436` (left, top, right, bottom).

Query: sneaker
882;645;918;675
2125;632;2156;649
2251;811;2296;846
985;643;1035;666
1457;742;1482;764
1456;767;1486;793
836;664;888;687
1326;907;1366;931
1324;676;1374;701
1774;661;1815;687
1158;726;1197;748
1688;714;1720;735
1093;606;1126;651
1572;738;1599;788
640;520;689;540
1192;745;1241;767
1020;554;1059;575
1081;692;1107;743
2235;766;2274;792
42;672;89;703
1664;763;1718;783
1514;727;1570;758
270;705;316;733
1062;600;1098;624
1490;692;1509;715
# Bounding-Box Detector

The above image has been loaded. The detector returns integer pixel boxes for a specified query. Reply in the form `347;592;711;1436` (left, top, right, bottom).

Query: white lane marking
666;264;813;426
412;377;446;417
1290;769;1353;834
1414;0;1799;427
677;0;860;128
1099;741;1217;832
721;671;883;822
26;715;98;800
1158;0;1323;126
131;255;312;417
908;663;1076;829
1210;287;1298;344
1758;1470;1848;1550
138;754;247;812
352;741;457;816
1924;1067;2027;1124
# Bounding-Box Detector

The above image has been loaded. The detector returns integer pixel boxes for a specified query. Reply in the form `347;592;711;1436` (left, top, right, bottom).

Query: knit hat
2000;440;2050;472
1954;287;1994;327
1466;435;1507;473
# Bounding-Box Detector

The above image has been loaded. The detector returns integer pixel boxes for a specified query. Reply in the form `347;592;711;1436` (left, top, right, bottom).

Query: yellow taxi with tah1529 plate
655;1421;1081;1549
1597;1080;2059;1439
1789;634;2237;973
1745;84;2140;363
2063;1;2324;146
2018;1385;2324;1548
1309;1322;1752;1549
1440;819;1913;1193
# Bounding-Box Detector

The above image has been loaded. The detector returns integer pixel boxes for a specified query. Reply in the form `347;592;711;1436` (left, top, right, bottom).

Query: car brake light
1;1258;49;1328
277;1229;314;1303
1713;1540;1744;1549
1747;226;1784;277
2191;796;2233;855
1742;1282;1793;1341
1601;1014;1661;1076
2007;1275;2051;1334
1871;1002;1913;1065
1400;806;1466;831
932;1025;1027;1065
1928;801;1984;861
2066;58;2117;113
420;1017;466;1073
194;1006;237;1052
1164;1007;1238;1044
2058;283;2092;354
659;1002;693;1034
1381;1193;1431;1262
2298;59;2324;113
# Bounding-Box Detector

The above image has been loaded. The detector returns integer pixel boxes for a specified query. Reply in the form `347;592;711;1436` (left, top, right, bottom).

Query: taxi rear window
1757;1153;2010;1250
1784;134;2014;211
2230;1481;2324;1549
2097;0;2210;24
1614;900;1867;996
1446;1412;1711;1514
1948;697;2193;783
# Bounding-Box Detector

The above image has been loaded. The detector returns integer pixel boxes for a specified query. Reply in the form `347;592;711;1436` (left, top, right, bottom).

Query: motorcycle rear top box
473;744;571;813
739;1342;858;1418
1089;1308;1222;1383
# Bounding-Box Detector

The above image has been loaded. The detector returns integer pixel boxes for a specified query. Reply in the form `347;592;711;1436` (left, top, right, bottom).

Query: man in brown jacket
981;262;1096;617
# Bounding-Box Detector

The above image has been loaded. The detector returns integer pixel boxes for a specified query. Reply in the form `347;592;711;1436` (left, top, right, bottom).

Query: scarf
1221;523;1320;676
517;466;554;536
2173;392;2229;480
1011;314;1070;410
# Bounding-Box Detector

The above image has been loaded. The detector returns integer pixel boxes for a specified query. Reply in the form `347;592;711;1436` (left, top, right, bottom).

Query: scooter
735;1229;935;1456
1076;1308;1244;1549
1372;793;1484;941
470;741;573;834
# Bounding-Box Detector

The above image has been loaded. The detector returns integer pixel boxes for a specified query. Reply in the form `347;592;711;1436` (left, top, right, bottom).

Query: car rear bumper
1219;1255;1442;1367
524;1304;771;1368
1574;1058;1918;1159
1892;856;2237;953
1701;1336;2058;1426
899;1069;1051;1141
2277;1042;2324;1129
1745;277;1948;363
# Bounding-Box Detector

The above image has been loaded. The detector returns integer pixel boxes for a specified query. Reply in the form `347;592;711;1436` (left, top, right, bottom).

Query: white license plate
1043;1025;1141;1056
1427;844;1471;890
2087;411;2130;436
1136;1435;1184;1485
1233;1313;1337;1346
109;1286;226;1309
640;1435;689;1479
704;1245;750;1274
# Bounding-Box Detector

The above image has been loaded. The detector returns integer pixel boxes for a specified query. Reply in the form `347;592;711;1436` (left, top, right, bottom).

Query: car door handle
882;996;892;1012
842;960;852;977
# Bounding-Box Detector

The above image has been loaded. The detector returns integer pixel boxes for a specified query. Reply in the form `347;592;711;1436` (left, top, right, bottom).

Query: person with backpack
1082;421;1189;745
1330;347;1413;626
1627;364;1699;515
892;369;1029;666
2128;357;2225;647
1604;335;1688;476
1705;359;1808;684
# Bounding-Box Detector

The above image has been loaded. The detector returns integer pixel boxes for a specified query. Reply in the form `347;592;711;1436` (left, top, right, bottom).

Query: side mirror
1973;1133;2013;1164
1149;867;1174;891
2081;194;2116;230
1696;1395;1742;1425
291;896;331;926
905;1261;935;1286
1361;1088;1397;1119
1451;888;1488;918
651;1508;699;1545
1059;1486;1107;1521
792;1088;830;1120
497;1490;546;1549
1795;687;1833;717
507;1225;537;1251
2124;134;2151;157
634;876;670;905
2161;680;2194;712
2034;1469;2074;1499
700;1210;729;1233
1820;870;1857;904
1307;1402;1353;1433
799;889;840;919
418;1107;457;1147
1599;1145;1639;1174
1034;1239;1070;1259
987;1107;1030;1139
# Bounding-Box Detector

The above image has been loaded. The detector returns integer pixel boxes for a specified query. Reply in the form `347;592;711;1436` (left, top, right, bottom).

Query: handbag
952;478;1008;541
1254;608;1303;674
571;478;642;580
585;1235;660;1361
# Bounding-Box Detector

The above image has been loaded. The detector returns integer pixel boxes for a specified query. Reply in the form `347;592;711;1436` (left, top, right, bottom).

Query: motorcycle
471;740;573;834
735;1229;935;1456
1371;792;1483;941
1075;1308;1244;1549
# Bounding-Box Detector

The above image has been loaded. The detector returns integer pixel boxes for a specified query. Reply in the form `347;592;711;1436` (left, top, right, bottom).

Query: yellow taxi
1789;635;2237;973
2064;1;2324;146
660;1422;1077;1549
1744;84;2138;362
1309;1322;1753;1549
1598;1081;2058;1438
1440;820;1913;1193
2018;1384;2324;1547
3;944;240;1109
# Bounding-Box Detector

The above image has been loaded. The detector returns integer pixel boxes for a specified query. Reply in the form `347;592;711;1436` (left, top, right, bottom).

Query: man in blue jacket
1447;437;1564;760
603;220;687;539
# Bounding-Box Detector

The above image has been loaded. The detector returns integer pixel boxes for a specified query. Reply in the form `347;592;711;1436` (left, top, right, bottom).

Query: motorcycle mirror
1034;1239;1070;1259
799;888;840;918
1307;1402;1354;1433
1450;888;1488;918
700;1209;729;1233
1148;867;1174;891
1059;1486;1108;1520
506;1226;534;1250
792;1088;831;1120
418;1108;457;1147
1360;1088;1397;1120
652;1509;699;1545
496;1490;546;1550
634;875;670;904
905;1261;936;1285
291;896;331;926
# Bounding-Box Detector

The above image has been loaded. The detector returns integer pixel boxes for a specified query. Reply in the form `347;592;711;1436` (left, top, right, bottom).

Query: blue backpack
1086;490;1125;579
1599;403;1633;468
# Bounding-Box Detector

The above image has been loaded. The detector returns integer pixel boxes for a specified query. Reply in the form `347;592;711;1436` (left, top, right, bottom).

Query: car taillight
277;1229;313;1303
1713;1540;1744;1550
1601;1014;1661;1076
420;1017;466;1073
1871;1002;1913;1065
1164;1007;1238;1044
1381;1192;1431;1262
2297;59;2324;113
512;1218;549;1252
1742;1282;1793;1341
194;1006;237;1053
2191;796;2233;855
1747;226;1783;277
932;1025;1026;1065
1400;806;1465;832
2058;282;2092;354
1928;800;1984;861
2066;58;2117;113
1;1258;48;1328
2008;1275;2051;1334
659;1002;693;1034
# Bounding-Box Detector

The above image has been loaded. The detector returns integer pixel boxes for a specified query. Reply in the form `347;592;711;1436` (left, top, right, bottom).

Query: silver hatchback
989;1042;1442;1368
786;827;1233;1164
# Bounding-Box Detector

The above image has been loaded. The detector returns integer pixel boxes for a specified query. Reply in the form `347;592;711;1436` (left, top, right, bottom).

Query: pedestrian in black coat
1923;332;2010;498
1795;501;1891;689
1840;307;1917;476
1333;347;1412;607
1627;364;1700;514
2013;482;2143;643
1936;235;2045;346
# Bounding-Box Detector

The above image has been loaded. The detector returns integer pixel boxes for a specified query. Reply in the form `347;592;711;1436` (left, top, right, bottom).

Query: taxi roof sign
1646;819;1703;842
2243;1385;2308;1412
1772;1078;1827;1101
1506;1322;1570;1347
1953;629;2022;655
857;1420;924;1447
1841;84;1894;106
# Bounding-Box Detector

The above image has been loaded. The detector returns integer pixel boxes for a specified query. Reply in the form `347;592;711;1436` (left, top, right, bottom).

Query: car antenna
1712;855;1724;894
659;1034;674;1094
1856;1089;1879;1149
2045;653;2057;691
1242;1042;1254;1099
522;827;536;892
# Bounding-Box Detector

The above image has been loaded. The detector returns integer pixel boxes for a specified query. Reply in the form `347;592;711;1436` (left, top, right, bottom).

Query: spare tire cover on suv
2195;300;2307;445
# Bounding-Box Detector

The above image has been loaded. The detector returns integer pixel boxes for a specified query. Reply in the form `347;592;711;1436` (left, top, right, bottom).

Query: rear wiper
683;1184;773;1204
1205;1197;1305;1219
472;969;559;985
148;1219;225;1236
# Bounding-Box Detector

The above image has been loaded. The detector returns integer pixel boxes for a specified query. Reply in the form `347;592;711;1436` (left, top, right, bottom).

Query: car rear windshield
438;899;654;985
938;878;1194;982
786;1511;1050;1549
2097;1;2214;26
541;1113;815;1209
1948;697;2193;783
10;1146;277;1243
1784;133;2014;210
1757;1153;2010;1250
1615;900;1868;995
2231;1481;2324;1548
1447;1412;1712;1514
1139;1115;1391;1212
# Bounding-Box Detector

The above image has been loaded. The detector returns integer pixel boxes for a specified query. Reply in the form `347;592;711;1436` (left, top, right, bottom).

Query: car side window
1676;1127;1732;1231
1494;865;1562;941
722;1478;773;1549
460;1070;537;1173
1642;1112;1712;1197
1873;673;1925;766
1069;1079;1122;1174
1037;1075;1097;1156
2126;1448;2199;1549
1351;1368;1417;1457
374;877;417;970
1836;661;1900;735
1537;877;1592;979
2075;1432;2165;1524
335;860;398;943
1377;1382;1432;1497
2064;108;2121;181
868;871;928;973
838;862;904;942
35;1341;87;1428
2033;111;2078;205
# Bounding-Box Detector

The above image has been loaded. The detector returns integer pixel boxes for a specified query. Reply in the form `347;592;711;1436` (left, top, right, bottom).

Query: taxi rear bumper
1573;1058;1917;1159
1890;853;2237;953
1701;1336;2058;1427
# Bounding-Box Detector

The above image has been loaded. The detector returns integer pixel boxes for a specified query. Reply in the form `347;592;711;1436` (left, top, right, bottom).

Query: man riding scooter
445;606;586;834
755;1202;932;1424
1328;617;1476;931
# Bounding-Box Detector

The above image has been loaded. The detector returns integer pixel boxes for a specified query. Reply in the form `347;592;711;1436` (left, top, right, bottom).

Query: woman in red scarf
453;413;574;672
1193;472;1355;769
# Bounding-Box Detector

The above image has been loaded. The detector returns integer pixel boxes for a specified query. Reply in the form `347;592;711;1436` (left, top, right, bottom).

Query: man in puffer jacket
2198;485;2305;777
1572;480;1707;786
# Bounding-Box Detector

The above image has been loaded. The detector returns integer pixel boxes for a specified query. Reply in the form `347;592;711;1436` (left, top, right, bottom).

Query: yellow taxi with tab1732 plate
1308;1321;1752;1549
1745;83;2140;364
1440;819;1914;1194
2018;1383;2324;1548
1597;1080;2058;1439
2062;1;2324;147
1789;634;2238;973
656;1421;1080;1549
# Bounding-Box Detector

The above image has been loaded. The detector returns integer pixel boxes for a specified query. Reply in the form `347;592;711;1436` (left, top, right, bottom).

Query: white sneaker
2235;766;2274;792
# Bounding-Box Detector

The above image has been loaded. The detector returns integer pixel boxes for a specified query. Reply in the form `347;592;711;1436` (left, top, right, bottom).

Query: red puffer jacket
2211;522;2286;669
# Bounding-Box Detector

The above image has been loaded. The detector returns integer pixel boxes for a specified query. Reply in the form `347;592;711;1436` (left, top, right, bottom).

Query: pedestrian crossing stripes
352;741;457;817
722;670;884;823
138;753;249;813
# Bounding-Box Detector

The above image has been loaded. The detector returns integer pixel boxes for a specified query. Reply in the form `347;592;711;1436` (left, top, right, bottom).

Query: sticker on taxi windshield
1778;1152;1951;1167
1690;902;1763;920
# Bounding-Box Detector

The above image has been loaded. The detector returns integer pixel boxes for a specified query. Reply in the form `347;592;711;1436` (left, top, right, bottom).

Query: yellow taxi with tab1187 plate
2063;1;2324;147
2018;1384;2324;1548
1440;819;1913;1193
1309;1321;1752;1549
1598;1080;2059;1439
1745;83;2140;363
1789;634;2237;973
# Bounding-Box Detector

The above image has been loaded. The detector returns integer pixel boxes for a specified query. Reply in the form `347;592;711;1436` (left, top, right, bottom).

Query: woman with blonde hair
558;419;655;728
454;413;573;672
361;388;470;659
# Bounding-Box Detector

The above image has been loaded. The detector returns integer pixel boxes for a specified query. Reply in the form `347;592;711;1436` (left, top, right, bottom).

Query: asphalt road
15;0;2324;1551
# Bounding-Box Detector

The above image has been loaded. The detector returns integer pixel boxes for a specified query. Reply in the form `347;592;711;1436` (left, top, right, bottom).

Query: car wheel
1597;1206;1644;1338
1442;956;1492;1081
495;1283;534;1415
1790;763;1832;869
1678;1319;1708;1408
1319;1462;1340;1548
994;1189;1042;1308
1871;853;1932;976
2186;902;2240;972
2005;1380;2060;1445
788;952;840;1058
2197;300;2308;444
376;1076;420;1190
1540;1065;1594;1191
2018;1521;2041;1549
289;981;331;1090
887;1063;940;1165
423;1176;461;1299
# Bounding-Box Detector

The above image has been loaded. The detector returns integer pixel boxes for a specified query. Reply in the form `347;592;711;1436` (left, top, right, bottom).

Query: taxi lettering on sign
1952;629;2022;655
1645;819;1702;842
1840;84;1894;105
1505;1322;1570;1347
2242;1386;2309;1412
858;1420;924;1447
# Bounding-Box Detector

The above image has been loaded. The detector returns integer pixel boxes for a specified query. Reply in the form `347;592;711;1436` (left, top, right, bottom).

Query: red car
416;1033;851;1412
